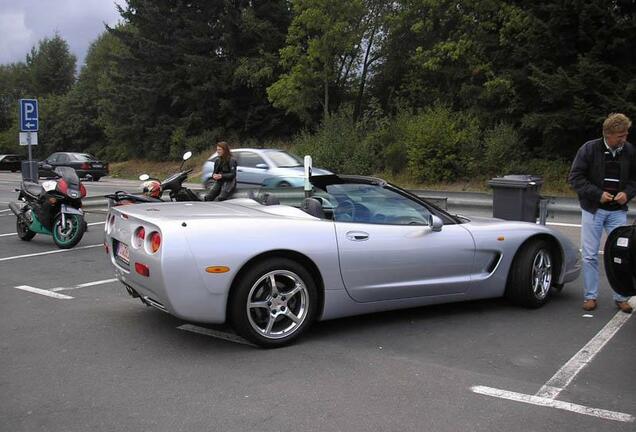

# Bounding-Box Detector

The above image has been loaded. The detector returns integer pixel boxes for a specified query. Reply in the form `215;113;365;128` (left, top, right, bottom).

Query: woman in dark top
204;141;237;201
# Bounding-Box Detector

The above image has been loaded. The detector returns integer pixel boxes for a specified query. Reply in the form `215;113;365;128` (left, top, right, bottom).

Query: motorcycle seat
21;181;44;197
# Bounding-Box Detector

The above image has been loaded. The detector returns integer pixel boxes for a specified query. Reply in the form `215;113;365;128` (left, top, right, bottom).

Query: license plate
93;163;102;168
61;204;83;215
116;242;130;264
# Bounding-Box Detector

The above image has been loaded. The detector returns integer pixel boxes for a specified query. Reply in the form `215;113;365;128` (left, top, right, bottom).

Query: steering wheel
334;199;355;222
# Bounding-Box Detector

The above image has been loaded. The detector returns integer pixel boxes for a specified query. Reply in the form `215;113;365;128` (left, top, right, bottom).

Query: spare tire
604;224;636;297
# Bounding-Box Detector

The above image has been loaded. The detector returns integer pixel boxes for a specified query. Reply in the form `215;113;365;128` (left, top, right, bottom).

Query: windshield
54;166;80;188
267;151;302;168
71;153;97;161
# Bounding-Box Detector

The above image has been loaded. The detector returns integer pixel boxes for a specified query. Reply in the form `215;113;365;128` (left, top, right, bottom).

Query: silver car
104;174;580;347
202;148;331;188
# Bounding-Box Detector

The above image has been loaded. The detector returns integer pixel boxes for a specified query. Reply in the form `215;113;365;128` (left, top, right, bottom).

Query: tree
26;34;76;96
267;0;366;124
105;0;292;159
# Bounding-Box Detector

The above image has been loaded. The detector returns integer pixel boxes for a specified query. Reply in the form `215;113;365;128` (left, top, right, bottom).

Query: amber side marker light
497;236;505;241
206;266;230;274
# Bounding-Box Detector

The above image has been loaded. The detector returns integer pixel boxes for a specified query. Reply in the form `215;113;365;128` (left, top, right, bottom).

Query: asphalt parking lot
0;173;634;432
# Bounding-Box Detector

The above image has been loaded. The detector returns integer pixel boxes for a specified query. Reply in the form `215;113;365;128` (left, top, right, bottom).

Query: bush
404;106;480;182
517;158;572;195
481;122;525;176
291;109;374;175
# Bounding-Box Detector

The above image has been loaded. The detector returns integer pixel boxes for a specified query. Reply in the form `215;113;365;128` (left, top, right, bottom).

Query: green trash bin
487;175;543;222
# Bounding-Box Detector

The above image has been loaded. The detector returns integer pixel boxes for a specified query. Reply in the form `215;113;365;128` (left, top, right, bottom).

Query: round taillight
149;231;161;253
133;226;145;248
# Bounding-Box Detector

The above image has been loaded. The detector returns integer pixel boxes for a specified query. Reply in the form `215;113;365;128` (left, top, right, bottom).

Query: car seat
301;197;324;219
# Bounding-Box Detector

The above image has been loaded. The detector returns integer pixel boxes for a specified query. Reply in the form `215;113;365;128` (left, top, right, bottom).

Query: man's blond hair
603;113;632;136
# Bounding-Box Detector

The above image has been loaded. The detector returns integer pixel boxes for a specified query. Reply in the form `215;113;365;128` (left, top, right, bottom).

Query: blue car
202;148;331;188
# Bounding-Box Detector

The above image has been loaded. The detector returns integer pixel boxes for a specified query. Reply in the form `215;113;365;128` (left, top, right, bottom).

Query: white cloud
0;0;125;66
0;11;35;64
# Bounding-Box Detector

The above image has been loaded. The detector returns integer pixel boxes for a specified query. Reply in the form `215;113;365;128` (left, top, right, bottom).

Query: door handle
346;231;369;241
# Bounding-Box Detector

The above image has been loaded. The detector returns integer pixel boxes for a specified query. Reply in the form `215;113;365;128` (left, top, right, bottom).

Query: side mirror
255;163;268;169
183;151;192;161
428;214;443;232
139;174;150;181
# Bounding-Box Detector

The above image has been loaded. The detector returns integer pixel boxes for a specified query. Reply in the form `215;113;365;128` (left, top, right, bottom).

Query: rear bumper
77;168;108;178
106;234;228;324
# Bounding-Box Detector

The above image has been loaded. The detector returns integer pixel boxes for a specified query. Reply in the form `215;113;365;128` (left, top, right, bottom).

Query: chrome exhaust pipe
124;284;140;298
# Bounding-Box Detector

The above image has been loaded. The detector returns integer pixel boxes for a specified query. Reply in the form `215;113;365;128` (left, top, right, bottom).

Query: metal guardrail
80;188;636;222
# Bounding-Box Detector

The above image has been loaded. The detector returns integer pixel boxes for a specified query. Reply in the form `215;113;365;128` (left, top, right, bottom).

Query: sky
0;0;125;66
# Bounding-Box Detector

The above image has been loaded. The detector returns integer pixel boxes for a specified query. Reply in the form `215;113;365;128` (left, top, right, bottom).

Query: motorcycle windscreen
604;224;636;297
54;166;80;189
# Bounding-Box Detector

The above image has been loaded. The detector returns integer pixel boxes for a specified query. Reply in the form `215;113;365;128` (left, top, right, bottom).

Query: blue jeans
581;209;628;302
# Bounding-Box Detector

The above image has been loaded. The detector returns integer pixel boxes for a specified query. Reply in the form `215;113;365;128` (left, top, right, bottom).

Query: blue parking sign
19;99;39;132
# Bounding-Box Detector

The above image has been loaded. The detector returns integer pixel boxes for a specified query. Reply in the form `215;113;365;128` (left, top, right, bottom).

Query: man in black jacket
568;113;636;313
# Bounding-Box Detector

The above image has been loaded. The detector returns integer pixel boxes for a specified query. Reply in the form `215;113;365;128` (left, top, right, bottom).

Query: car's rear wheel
230;258;317;348
505;239;553;308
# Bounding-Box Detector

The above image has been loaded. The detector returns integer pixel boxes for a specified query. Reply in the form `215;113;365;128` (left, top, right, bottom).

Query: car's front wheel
230;258;318;348
505;239;554;308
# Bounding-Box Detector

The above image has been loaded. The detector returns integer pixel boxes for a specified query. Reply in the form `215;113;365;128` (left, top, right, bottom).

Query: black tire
16;217;35;241
92;176;101;182
52;213;85;249
230;258;318;348
505;239;554;308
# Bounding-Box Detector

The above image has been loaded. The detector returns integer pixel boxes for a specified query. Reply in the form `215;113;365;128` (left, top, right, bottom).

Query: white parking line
471;298;636;423
471;386;634;423
13;285;73;299
51;278;118;292
535;302;634;399
0;244;102;262
177;324;256;347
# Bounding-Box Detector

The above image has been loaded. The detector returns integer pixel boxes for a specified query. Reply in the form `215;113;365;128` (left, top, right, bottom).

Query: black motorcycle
9;165;87;249
106;151;202;207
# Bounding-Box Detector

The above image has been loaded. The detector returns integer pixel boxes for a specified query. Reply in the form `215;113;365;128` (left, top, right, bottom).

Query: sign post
18;99;39;181
303;155;312;198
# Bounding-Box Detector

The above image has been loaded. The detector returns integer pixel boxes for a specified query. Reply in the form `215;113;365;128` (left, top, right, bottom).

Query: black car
39;152;109;181
0;154;22;172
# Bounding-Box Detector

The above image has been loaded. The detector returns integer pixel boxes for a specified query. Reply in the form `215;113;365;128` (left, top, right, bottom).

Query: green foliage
268;0;391;124
482;122;525;176
516;158;572;195
292;108;374;175
26;34;76;96
403;105;480;182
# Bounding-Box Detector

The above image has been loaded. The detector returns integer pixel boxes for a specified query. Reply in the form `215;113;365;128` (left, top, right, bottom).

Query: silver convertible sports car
104;175;580;347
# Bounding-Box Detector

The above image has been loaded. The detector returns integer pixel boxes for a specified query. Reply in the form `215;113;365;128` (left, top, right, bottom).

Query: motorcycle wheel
52;213;85;249
16;217;36;241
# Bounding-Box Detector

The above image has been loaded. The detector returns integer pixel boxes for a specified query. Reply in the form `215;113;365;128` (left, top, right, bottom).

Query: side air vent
486;253;502;274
